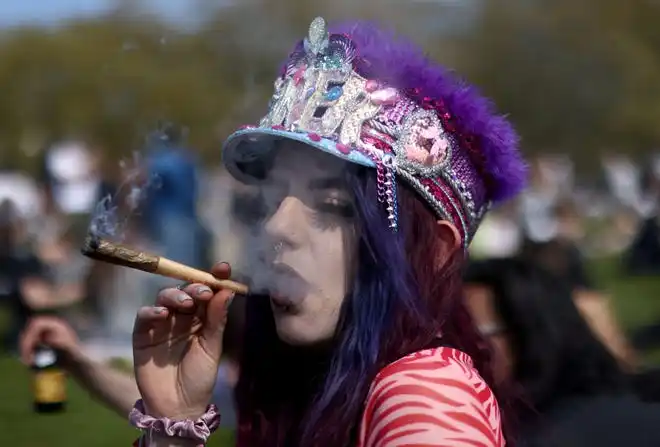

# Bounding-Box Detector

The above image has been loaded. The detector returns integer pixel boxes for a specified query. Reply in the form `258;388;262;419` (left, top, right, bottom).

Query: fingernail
154;307;167;314
196;286;212;297
177;293;192;303
225;293;235;309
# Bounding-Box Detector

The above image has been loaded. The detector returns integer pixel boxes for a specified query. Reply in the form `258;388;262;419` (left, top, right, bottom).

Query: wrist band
129;399;221;447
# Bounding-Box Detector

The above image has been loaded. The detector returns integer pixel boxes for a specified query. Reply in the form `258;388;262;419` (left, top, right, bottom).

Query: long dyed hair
235;168;511;446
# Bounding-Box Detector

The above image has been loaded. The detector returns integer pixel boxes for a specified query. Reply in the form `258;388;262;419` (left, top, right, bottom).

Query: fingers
136;283;215;332
210;262;231;280
180;283;214;302
200;288;234;357
20;321;42;364
19;317;62;364
133;306;169;334
160;280;232;349
134;263;234;351
154;285;211;311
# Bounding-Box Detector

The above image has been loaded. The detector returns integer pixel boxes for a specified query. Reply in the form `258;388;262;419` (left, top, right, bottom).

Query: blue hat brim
222;127;376;183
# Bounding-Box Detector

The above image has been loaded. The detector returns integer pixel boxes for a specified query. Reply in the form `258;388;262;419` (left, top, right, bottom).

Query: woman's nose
264;196;305;248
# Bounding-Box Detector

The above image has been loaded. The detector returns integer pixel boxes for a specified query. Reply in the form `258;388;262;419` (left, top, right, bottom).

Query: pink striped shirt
358;347;504;447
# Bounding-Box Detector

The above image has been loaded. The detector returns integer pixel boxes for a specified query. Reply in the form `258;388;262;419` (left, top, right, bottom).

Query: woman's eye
231;193;267;225
317;198;354;218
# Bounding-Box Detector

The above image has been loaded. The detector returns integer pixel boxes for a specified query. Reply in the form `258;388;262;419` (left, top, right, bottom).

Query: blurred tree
456;0;660;169
0;0;657;176
0;4;248;172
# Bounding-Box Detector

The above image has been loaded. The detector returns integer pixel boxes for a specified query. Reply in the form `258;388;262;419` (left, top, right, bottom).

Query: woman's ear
434;220;461;269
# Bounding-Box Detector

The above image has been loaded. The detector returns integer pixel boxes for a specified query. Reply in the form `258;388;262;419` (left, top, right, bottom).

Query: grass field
1;258;659;446
0;357;234;447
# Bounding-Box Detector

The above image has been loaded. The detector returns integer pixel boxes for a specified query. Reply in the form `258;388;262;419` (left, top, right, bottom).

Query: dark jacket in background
521;394;660;447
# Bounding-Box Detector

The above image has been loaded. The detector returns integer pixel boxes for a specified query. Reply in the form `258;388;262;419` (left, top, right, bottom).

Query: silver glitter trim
305;17;329;56
366;119;397;138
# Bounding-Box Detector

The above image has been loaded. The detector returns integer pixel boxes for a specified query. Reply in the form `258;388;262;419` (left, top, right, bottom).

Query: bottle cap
34;348;56;368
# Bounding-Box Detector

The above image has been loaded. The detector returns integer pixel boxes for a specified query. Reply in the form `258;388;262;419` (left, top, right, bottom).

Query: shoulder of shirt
366;347;490;409
360;347;502;447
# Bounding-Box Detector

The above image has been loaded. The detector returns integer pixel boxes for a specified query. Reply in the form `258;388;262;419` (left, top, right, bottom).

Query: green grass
1;257;660;446
589;258;660;364
0;357;234;447
590;258;660;331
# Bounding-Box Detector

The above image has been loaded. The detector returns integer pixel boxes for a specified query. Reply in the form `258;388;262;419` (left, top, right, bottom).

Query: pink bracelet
129;399;221;447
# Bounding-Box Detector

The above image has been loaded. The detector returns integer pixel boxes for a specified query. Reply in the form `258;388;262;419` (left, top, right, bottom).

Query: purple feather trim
329;21;527;202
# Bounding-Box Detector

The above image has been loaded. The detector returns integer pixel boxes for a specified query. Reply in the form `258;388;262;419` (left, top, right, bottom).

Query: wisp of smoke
88;151;161;241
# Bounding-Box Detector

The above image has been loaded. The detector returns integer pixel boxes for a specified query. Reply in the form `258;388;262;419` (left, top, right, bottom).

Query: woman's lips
269;263;307;309
270;291;302;316
270;292;296;308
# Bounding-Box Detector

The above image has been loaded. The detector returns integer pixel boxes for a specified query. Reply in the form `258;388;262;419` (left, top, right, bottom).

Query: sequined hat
222;17;527;246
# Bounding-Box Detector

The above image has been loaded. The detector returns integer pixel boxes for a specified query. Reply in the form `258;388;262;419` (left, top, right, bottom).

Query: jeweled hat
222;18;527;247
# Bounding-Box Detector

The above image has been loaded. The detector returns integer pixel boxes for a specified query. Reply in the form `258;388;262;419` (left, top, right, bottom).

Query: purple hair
235;171;514;447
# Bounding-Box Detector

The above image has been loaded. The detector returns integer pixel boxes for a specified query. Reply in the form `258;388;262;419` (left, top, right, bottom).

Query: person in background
33;223;91;331
0;170;43;231
39;140;102;240
520;237;638;370
518;157;561;245
624;160;660;275
0;200;56;352
18;294;246;429
141;122;207;270
470;201;522;259
464;258;660;447
17;140;252;425
20;316;139;413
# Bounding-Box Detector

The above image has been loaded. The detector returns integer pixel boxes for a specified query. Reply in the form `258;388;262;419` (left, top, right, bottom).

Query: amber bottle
32;345;66;413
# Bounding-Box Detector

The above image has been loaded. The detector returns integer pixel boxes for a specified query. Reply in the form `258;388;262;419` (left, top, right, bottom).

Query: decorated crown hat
222;18;527;246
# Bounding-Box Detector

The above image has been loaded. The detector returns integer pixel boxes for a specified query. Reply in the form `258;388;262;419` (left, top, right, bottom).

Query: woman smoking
129;18;527;447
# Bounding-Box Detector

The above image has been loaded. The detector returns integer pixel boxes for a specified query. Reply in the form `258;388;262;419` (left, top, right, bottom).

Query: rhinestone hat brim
222;126;472;247
222;127;376;184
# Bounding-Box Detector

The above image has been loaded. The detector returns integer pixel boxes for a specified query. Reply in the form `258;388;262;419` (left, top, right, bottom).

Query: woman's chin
274;319;330;346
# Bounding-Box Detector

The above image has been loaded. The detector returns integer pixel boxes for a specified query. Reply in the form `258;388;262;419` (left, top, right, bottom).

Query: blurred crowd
1;124;213;345
3;127;660;445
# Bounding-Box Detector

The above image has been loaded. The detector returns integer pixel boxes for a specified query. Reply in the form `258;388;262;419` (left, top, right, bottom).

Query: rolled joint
80;235;159;273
